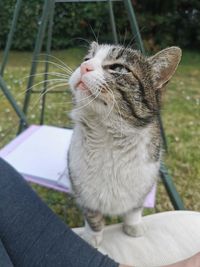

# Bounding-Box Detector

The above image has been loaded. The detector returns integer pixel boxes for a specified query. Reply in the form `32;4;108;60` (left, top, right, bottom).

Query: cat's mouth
75;78;108;106
76;80;90;92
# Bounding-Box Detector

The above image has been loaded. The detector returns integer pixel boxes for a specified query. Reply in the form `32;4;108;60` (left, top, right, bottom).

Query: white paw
80;230;103;248
123;222;146;237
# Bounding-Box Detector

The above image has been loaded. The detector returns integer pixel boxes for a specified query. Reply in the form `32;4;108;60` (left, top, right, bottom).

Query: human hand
164;252;200;267
119;252;200;267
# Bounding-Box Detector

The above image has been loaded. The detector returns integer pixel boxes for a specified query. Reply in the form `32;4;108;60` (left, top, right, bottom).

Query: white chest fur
69;112;160;216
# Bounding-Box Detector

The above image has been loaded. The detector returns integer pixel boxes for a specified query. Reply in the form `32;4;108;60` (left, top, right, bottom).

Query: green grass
161;50;200;212
0;48;199;227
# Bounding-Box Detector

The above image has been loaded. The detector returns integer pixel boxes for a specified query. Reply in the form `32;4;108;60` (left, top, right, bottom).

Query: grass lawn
0;48;199;227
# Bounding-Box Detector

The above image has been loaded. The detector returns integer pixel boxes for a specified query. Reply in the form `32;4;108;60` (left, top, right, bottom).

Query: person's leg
0;158;118;267
0;239;14;267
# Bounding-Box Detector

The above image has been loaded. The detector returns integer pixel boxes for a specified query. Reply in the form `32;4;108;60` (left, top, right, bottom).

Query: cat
68;42;181;247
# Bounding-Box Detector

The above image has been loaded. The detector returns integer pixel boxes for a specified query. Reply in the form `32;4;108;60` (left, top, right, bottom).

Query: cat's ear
148;47;182;90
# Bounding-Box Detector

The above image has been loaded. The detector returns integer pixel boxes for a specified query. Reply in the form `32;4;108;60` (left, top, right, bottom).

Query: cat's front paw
80;230;103;248
123;222;146;237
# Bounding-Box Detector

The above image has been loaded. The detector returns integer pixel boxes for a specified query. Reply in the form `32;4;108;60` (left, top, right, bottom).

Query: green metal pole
160;163;185;210
0;0;23;76
108;0;118;44
158;113;168;151
18;0;50;132
40;0;56;125
22;0;50;117
123;0;145;53
0;76;28;128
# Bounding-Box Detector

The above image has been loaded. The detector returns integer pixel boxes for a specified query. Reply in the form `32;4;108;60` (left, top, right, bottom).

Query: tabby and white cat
68;42;181;247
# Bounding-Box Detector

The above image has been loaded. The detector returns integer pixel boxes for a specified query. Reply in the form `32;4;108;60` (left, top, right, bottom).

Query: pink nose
80;62;94;75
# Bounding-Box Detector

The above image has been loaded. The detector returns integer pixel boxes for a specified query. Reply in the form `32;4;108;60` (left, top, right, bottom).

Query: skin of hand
164;252;200;267
119;252;200;267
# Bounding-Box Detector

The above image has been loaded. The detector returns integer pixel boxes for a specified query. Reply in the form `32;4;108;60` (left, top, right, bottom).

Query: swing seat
74;211;200;266
0;124;156;208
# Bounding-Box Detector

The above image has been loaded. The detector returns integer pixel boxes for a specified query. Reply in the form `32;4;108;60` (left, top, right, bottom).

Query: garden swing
0;0;184;210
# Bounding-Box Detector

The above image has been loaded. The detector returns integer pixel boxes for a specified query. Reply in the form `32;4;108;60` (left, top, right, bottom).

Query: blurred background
0;0;199;227
1;0;200;51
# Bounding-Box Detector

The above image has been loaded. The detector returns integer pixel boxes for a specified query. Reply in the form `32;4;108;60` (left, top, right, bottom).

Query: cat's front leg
81;209;105;248
123;207;146;237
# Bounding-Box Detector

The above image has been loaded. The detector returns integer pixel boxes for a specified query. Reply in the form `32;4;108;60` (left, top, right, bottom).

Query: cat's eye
108;64;130;73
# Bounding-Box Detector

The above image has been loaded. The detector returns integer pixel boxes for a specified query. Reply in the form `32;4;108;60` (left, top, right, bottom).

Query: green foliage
135;0;200;50
0;0;200;50
0;0;43;50
0;0;112;50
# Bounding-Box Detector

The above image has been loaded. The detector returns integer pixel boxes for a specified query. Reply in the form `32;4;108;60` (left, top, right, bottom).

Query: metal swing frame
0;0;185;210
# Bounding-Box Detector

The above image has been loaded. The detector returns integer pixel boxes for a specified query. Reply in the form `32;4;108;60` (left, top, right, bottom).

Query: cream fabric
73;211;200;267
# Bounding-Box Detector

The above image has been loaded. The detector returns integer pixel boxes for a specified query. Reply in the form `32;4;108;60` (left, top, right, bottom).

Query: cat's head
69;42;181;126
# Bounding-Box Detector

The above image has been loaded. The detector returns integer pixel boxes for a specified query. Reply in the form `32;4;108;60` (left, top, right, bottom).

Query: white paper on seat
0;125;73;192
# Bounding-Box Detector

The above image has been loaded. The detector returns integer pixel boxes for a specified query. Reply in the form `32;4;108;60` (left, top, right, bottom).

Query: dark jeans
0;158;118;267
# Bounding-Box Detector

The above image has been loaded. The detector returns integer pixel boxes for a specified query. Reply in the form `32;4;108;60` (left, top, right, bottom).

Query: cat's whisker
96;23;102;43
26;78;68;93
73;93;100;112
40;83;99;108
39;53;73;71
41;82;67;95
51;88;97;107
33;60;73;74
14;78;68;102
42;58;73;73
72;37;91;45
77;75;105;102
7;77;69;102
53;81;101;108
122;29;128;47
76;90;98;103
88;23;98;43
28;82;69;113
73;86;102;112
50;83;102;107
22;72;70;81
123;30;142;52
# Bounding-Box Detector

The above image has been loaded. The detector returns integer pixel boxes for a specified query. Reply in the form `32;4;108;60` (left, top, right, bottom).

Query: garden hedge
0;0;199;51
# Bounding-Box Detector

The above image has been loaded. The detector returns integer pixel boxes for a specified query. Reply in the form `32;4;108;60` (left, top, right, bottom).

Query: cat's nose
80;62;94;75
